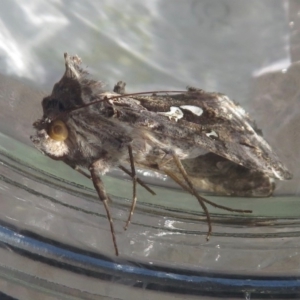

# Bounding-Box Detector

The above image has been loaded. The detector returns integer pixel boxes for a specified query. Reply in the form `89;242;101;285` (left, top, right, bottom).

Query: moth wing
177;91;292;180
114;91;292;181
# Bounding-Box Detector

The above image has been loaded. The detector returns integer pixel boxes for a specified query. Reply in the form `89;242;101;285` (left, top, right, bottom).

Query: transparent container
0;1;299;299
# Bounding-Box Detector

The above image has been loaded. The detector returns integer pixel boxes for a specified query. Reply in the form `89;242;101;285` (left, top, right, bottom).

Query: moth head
31;118;69;158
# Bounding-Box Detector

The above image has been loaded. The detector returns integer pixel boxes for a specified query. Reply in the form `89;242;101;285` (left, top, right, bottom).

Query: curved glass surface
0;1;299;299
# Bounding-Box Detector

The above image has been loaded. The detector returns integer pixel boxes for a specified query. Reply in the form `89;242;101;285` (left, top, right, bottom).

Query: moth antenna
124;145;138;231
66;90;187;114
89;163;119;256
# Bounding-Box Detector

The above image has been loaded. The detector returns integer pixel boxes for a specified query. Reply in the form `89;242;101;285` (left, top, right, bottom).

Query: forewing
184;91;292;180
110;90;292;180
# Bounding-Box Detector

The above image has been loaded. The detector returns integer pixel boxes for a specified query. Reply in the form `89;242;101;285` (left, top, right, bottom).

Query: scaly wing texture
110;90;291;180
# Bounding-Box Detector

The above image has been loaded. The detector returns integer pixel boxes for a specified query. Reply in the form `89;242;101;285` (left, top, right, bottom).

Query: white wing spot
271;167;284;180
206;130;218;138
180;105;203;116
235;106;246;117
157;106;183;122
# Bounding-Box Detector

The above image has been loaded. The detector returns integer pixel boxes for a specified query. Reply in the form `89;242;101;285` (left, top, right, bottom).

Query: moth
30;53;292;256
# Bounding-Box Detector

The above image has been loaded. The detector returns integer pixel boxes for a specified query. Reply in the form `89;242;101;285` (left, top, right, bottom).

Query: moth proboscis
30;53;292;256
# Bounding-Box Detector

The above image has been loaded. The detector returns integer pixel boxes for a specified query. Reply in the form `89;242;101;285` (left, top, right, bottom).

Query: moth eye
48;120;68;141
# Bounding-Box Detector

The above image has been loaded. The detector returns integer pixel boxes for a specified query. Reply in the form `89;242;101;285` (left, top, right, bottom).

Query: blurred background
0;0;299;299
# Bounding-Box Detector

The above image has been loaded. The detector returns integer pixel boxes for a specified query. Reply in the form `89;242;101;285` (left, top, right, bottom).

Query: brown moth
30;53;292;256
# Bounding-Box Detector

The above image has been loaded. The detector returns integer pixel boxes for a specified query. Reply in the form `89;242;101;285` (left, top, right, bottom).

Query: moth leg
163;169;190;192
69;163;154;198
124;145;138;231
70;162;156;202
200;197;252;213
168;154;212;241
158;157;174;169
164;169;252;214
73;165;92;179
68;164;114;202
118;165;156;195
89;162;119;256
